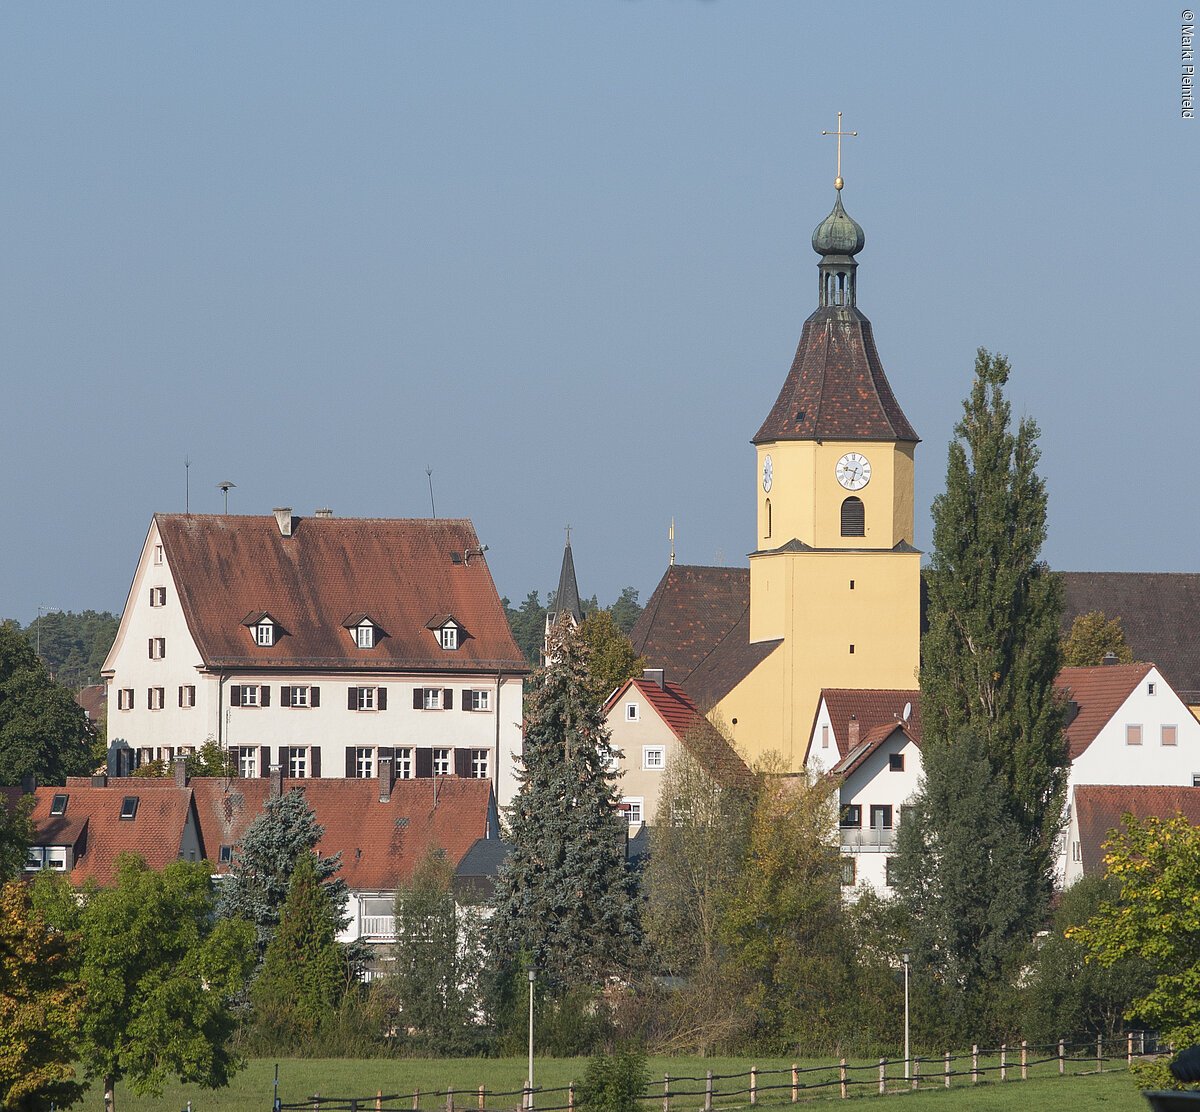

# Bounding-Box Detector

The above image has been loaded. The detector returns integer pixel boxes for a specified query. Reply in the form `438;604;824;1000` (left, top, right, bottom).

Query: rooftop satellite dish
902;701;912;722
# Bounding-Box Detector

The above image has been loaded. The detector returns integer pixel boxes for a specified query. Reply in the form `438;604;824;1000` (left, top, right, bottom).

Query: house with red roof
101;510;527;806
601;669;750;826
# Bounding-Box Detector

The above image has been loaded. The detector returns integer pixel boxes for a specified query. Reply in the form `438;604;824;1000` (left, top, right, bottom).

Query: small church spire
548;527;583;628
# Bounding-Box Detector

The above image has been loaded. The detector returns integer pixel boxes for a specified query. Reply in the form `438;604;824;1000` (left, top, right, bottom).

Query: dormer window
242;611;284;648
254;621;276;647
440;625;458;650
426;615;466;651
356;622;374;649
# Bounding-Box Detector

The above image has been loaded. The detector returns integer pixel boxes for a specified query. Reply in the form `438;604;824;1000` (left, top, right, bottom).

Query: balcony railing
361;914;396;940
840;826;895;852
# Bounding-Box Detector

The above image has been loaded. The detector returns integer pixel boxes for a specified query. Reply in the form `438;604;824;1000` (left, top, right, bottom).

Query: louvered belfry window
841;496;865;537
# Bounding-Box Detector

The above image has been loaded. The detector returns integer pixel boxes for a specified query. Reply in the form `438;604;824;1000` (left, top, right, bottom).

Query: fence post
568;1083;575;1112
791;1064;798;1103
1097;1035;1103;1073
479;1087;486;1112
448;1088;455;1112
1059;1040;1065;1075
351;1102;359;1112
972;1045;978;1085
1021;1041;1028;1081
944;1052;951;1089
839;1059;847;1100
377;1091;384;1112
705;1071;713;1112
413;1089;421;1112
878;1059;886;1096
1128;1033;1134;1066
912;1057;919;1091
750;1066;757;1106
663;1073;671;1112
312;1094;319;1112
1000;1044;1007;1081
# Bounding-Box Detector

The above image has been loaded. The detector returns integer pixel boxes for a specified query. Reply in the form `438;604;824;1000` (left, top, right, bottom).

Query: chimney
314;507;333;518
19;772;37;794
1102;651;1119;666
1066;699;1081;728
173;753;189;789
91;773;108;788
273;507;294;537
378;756;395;803
269;762;283;798
643;668;665;690
848;715;860;748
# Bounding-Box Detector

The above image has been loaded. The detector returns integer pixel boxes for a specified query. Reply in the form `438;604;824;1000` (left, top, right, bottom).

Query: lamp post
901;950;911;1081
527;966;536;1110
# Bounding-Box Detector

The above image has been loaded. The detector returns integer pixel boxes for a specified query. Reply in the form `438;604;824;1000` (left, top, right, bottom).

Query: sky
0;3;1194;625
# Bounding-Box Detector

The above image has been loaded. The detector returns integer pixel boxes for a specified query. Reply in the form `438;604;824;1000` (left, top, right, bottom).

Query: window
118;688;134;711
150;586;166;607
869;804;893;830
471;749;489;779
238;685;260;707
468;689;491;712
120;796;139;820
1162;724;1179;746
440;625;458;650
154;543;164;565
148;687;165;711
236;747;258;779
290;686;309;707
765;498;772;539
1126;724;1143;746
432;748;451;776
840;496;865;537
1148;682;1157;696
50;793;68;816
822;724;830;749
625;702;639;722
355;623;375;649
849;579;855;590
1073;841;1083;862
643;746;665;770
840;857;856;886
839;804;862;829
25;847;44;872
218;845;233;865
888;753;905;772
397;748;414;780
1193;773;1200;788
601;744;620;773
849;644;855;654
148;637;166;659
885;857;897;887
254;622;275;647
353;747;375;778
357;687;376;711
179;685;196;708
422;688;444;711
287;747;308;778
623;798;644;826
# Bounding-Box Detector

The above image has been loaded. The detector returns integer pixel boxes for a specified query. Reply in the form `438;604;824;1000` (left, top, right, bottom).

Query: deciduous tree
578;609;645;706
1061;610;1135;667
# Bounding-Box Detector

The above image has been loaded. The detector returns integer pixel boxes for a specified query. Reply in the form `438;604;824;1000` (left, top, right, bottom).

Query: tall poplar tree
490;619;640;991
920;348;1067;892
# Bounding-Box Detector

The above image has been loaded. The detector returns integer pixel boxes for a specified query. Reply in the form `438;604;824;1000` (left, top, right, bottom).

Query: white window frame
290;686;309;708
642;746;665;771
355;747;375;778
287;746;309;779
46;846;67;871
469;689;491;712
397;748;414;780
25;846;44;872
150;586;167;607
237;747;258;779
149;637;166;660
1162;724;1179;747
118;688;134;711
255;622;275;647
1148;682;1157;696
180;685;196;708
1126;723;1143;746
240;685;259;707
625;702;639;722
432;747;452;776
440;625;458;650
357;687;377;711
422;688;443;711
471;749;489;779
355;623;375;649
154;544;164;565
149;687;165;711
622;797;644;826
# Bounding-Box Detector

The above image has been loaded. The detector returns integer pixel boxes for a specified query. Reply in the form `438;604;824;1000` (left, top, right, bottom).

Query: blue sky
0;2;1193;624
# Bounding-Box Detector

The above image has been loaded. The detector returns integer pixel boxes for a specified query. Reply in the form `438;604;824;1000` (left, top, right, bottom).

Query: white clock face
762;455;773;493
835;452;872;491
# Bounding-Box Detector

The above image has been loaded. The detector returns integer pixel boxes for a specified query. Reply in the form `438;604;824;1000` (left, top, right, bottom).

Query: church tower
738;160;922;768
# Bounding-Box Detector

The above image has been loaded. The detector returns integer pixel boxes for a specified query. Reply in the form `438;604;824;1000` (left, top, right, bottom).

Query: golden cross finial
821;111;857;191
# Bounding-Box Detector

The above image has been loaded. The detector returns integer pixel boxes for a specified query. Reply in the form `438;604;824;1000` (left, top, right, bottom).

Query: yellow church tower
721;147;922;769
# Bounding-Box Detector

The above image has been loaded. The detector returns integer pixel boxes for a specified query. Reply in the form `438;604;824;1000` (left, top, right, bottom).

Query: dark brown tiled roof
154;514;526;673
76;684;106;722
1057;663;1155;760
1073;784;1200;878
815;688;922;760
753;308;919;444
1061;573;1200;702
629;566;780;709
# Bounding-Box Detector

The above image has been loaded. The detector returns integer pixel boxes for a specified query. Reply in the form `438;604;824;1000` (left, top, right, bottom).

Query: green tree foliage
891;731;1039;1042
608;587;643;636
385;848;483;1053
1069;814;1200;1049
504;591;548;665
577;1046;649;1112
491;620;641;992
1022;874;1155;1044
578;609;645;705
719;765;853;1051
34;854;253;1112
1061;610;1135;667
0;794;33;882
21;609;119;689
0;879;85;1110
0;620;94;785
920;349;1067;904
249;852;346;1047
132;738;236;779
218;787;348;956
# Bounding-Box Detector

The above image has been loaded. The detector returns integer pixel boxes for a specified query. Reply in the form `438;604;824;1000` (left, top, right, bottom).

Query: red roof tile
816;688;922;759
154;514;526;673
832;720;920;779
1056;663;1155;760
1073;784;1200;877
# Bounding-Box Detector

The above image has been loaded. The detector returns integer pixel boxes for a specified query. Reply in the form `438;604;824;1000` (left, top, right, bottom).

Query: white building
102;510;528;806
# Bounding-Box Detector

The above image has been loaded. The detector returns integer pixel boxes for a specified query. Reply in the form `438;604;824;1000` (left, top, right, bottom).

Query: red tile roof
831;719;920;779
1057;663;1155;759
154;514;526;673
606;677;750;787
815;688;922;760
1073;784;1200;877
754;308;918;444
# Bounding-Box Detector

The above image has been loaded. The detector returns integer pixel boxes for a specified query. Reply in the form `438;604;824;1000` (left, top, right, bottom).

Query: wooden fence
275;1034;1159;1111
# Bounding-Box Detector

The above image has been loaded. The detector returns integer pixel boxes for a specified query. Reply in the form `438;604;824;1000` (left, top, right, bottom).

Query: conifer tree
920;348;1067;893
491;619;640;991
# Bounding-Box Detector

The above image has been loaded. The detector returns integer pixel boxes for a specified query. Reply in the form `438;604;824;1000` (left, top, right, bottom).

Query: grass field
98;1056;1151;1112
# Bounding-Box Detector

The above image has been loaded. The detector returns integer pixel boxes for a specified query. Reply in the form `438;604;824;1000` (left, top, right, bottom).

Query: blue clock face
762;455;774;493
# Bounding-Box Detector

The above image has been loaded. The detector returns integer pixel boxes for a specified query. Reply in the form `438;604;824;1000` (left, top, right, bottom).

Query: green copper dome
811;191;865;257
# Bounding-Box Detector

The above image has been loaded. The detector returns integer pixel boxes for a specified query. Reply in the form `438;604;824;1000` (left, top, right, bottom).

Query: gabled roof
816;688;922;760
149;514;525;673
1057;662;1156;759
605;676;751;788
753;308;919;445
1073;784;1200;878
832;719;921;780
630;565;780;709
1061;573;1200;702
76;684;106;722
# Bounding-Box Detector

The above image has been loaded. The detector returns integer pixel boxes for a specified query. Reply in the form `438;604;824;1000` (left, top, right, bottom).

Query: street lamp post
527;967;536;1110
901;951;911;1081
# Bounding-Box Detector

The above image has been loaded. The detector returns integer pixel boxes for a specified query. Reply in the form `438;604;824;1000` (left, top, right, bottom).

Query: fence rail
275;1033;1161;1111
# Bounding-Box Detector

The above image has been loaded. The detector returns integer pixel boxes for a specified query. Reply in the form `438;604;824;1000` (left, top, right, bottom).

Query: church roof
549;539;583;626
753;307;919;444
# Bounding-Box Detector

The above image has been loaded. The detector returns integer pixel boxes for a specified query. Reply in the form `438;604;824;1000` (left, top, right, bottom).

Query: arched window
765;499;772;539
841;496;865;537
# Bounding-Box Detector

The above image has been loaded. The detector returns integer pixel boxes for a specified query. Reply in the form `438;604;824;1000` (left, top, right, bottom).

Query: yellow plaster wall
709;646;788;767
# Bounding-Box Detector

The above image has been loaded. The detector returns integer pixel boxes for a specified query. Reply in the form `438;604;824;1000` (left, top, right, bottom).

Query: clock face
762;455;773;493
835;452;872;491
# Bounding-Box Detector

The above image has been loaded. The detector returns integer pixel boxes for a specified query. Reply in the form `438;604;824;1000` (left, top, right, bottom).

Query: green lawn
95;1057;1150;1112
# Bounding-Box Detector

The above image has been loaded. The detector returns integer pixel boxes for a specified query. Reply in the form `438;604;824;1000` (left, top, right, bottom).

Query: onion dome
811;190;865;258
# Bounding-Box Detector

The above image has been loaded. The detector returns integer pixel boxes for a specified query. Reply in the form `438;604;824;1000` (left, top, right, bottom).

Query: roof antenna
217;481;236;515
185;456;191;515
669;518;675;566
425;466;436;519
